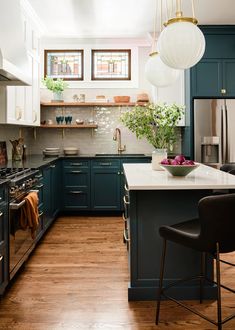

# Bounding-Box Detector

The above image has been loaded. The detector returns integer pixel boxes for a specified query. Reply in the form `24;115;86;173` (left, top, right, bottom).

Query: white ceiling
27;0;235;39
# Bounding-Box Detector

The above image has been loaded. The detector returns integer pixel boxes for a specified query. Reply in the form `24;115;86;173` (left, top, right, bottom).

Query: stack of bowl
43;147;60;157
63;147;79;155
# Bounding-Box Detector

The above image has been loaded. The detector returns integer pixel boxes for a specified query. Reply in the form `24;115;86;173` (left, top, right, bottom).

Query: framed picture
91;49;131;80
44;50;84;80
0;141;7;165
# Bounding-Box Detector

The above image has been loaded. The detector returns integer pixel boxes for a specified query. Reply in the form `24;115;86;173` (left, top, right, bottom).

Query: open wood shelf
40;124;98;128
40;102;136;107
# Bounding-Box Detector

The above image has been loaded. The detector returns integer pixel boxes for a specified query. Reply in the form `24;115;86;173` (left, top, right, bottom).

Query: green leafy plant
42;76;69;93
120;103;184;149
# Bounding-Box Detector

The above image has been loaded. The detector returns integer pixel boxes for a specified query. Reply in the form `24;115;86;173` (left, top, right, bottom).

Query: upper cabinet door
222;60;235;97
191;59;222;97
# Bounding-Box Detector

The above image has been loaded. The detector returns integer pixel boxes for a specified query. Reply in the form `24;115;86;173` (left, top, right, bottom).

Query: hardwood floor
0;216;234;329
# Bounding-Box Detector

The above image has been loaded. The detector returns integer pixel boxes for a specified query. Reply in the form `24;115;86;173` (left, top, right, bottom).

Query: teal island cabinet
123;163;235;301
0;182;8;295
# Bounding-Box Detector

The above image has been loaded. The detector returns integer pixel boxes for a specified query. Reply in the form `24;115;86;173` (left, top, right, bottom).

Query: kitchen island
123;163;235;301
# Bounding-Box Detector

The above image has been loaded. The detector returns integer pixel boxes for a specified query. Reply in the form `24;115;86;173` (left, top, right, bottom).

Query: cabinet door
32;57;40;125
42;166;52;230
223;60;235;96
191;59;222;97
91;159;120;210
51;163;61;217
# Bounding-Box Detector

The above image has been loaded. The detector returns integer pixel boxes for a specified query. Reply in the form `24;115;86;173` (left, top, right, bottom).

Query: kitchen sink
95;153;146;157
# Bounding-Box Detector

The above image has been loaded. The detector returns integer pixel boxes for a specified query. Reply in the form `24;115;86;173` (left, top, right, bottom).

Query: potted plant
42;76;69;102
120;102;184;170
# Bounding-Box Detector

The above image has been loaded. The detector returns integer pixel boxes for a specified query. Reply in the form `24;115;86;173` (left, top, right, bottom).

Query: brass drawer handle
0;211;3;217
123;195;130;205
124;184;129;192
69;191;83;194
221;88;226;94
70;163;84;166
71;170;82;173
99;162;112;166
123;229;130;242
0;256;3;262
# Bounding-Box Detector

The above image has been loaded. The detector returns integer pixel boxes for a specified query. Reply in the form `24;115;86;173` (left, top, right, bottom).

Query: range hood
0;0;31;86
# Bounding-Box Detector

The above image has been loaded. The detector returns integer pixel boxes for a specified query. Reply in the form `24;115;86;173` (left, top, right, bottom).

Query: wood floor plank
0;216;234;329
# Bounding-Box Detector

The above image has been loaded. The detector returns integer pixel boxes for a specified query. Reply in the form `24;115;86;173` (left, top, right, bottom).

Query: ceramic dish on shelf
43;150;60;157
63;147;79;155
75;119;84;125
45;147;60;152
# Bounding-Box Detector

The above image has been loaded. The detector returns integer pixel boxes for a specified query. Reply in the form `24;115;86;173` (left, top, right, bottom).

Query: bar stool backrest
198;193;235;254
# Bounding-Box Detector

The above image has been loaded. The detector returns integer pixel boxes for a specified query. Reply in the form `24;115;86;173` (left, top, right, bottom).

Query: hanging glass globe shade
157;18;205;70
145;52;180;87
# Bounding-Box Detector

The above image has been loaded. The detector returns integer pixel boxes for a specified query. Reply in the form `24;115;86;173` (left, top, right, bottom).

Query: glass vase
52;91;63;102
152;148;167;171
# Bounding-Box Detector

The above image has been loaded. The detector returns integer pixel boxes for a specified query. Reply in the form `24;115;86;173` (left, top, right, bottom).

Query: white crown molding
20;0;46;35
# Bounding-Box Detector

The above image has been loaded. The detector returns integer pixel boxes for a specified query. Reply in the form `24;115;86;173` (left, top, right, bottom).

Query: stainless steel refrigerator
194;99;235;166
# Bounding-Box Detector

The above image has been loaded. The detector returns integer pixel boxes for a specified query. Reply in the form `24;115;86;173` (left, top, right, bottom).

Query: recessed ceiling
28;0;235;38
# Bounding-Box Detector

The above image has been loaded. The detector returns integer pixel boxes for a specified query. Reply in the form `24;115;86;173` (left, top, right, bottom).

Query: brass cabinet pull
69;191;83;194
99;162;112;166
0;211;3;217
124;184;129;192
123;229;130;242
70;163;83;166
71;170;82;173
221;88;226;94
122;213;127;222
123;195;130;205
0;256;3;262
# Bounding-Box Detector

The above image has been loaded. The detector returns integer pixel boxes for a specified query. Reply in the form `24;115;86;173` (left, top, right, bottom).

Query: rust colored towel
20;191;39;239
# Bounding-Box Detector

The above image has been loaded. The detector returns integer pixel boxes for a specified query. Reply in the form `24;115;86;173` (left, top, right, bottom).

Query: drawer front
64;188;90;209
64;169;90;187
92;159;120;169
63;160;89;168
0;206;7;246
0;247;8;293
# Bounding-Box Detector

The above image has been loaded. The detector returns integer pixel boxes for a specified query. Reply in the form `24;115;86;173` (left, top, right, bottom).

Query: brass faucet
113;128;126;154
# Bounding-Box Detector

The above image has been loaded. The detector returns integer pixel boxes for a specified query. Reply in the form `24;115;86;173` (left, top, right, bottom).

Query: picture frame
44;49;84;80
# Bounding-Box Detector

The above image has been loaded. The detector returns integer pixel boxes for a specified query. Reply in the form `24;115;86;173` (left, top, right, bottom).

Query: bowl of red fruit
160;155;199;176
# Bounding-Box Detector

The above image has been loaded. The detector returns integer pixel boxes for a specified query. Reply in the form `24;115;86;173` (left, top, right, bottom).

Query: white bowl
63;147;79;155
45;147;60;152
43;150;60;157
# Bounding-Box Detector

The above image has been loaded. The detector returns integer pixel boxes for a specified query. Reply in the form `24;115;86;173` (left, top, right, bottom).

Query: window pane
92;50;131;80
45;50;84;80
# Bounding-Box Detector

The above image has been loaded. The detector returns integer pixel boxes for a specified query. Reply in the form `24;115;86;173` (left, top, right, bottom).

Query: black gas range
0;167;39;200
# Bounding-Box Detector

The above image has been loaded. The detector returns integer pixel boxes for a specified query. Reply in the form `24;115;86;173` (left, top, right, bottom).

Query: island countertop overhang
123;163;235;190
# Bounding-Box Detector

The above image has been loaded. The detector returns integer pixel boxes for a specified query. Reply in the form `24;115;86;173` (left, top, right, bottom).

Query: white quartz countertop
123;163;235;190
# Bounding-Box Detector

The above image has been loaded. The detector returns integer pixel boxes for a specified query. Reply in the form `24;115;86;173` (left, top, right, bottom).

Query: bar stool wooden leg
215;242;222;330
156;239;167;325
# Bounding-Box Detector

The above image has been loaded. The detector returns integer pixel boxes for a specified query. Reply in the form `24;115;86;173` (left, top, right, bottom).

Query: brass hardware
71;170;82;173
122;213;127;222
69;191;83;194
113;128;126;153
221;89;226;94
123;195;130;205
164;17;198;26
123;229;130;242
0;211;3;217
99;162;112;166
0;256;3;262
149;51;159;57
70;163;83;166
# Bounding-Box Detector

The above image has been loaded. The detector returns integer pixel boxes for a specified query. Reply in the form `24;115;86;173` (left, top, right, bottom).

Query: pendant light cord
191;0;195;18
151;0;158;53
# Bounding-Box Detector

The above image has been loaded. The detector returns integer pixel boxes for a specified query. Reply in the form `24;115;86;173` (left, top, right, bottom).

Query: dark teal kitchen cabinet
35;172;44;242
0;183;9;295
91;159;121;210
42;161;61;230
191;59;235;97
63;159;90;210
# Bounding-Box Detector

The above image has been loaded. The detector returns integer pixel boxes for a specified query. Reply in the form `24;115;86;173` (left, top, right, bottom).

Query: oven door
9;196;36;279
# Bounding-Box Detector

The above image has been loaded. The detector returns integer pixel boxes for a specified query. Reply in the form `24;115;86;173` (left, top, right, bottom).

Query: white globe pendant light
145;52;180;87
158;0;205;70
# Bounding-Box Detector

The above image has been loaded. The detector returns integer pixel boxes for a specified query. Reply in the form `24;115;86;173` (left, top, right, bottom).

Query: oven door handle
29;189;39;193
10;200;26;210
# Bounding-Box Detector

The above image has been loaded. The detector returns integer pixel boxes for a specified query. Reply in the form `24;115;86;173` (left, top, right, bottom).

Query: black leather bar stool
156;193;235;330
